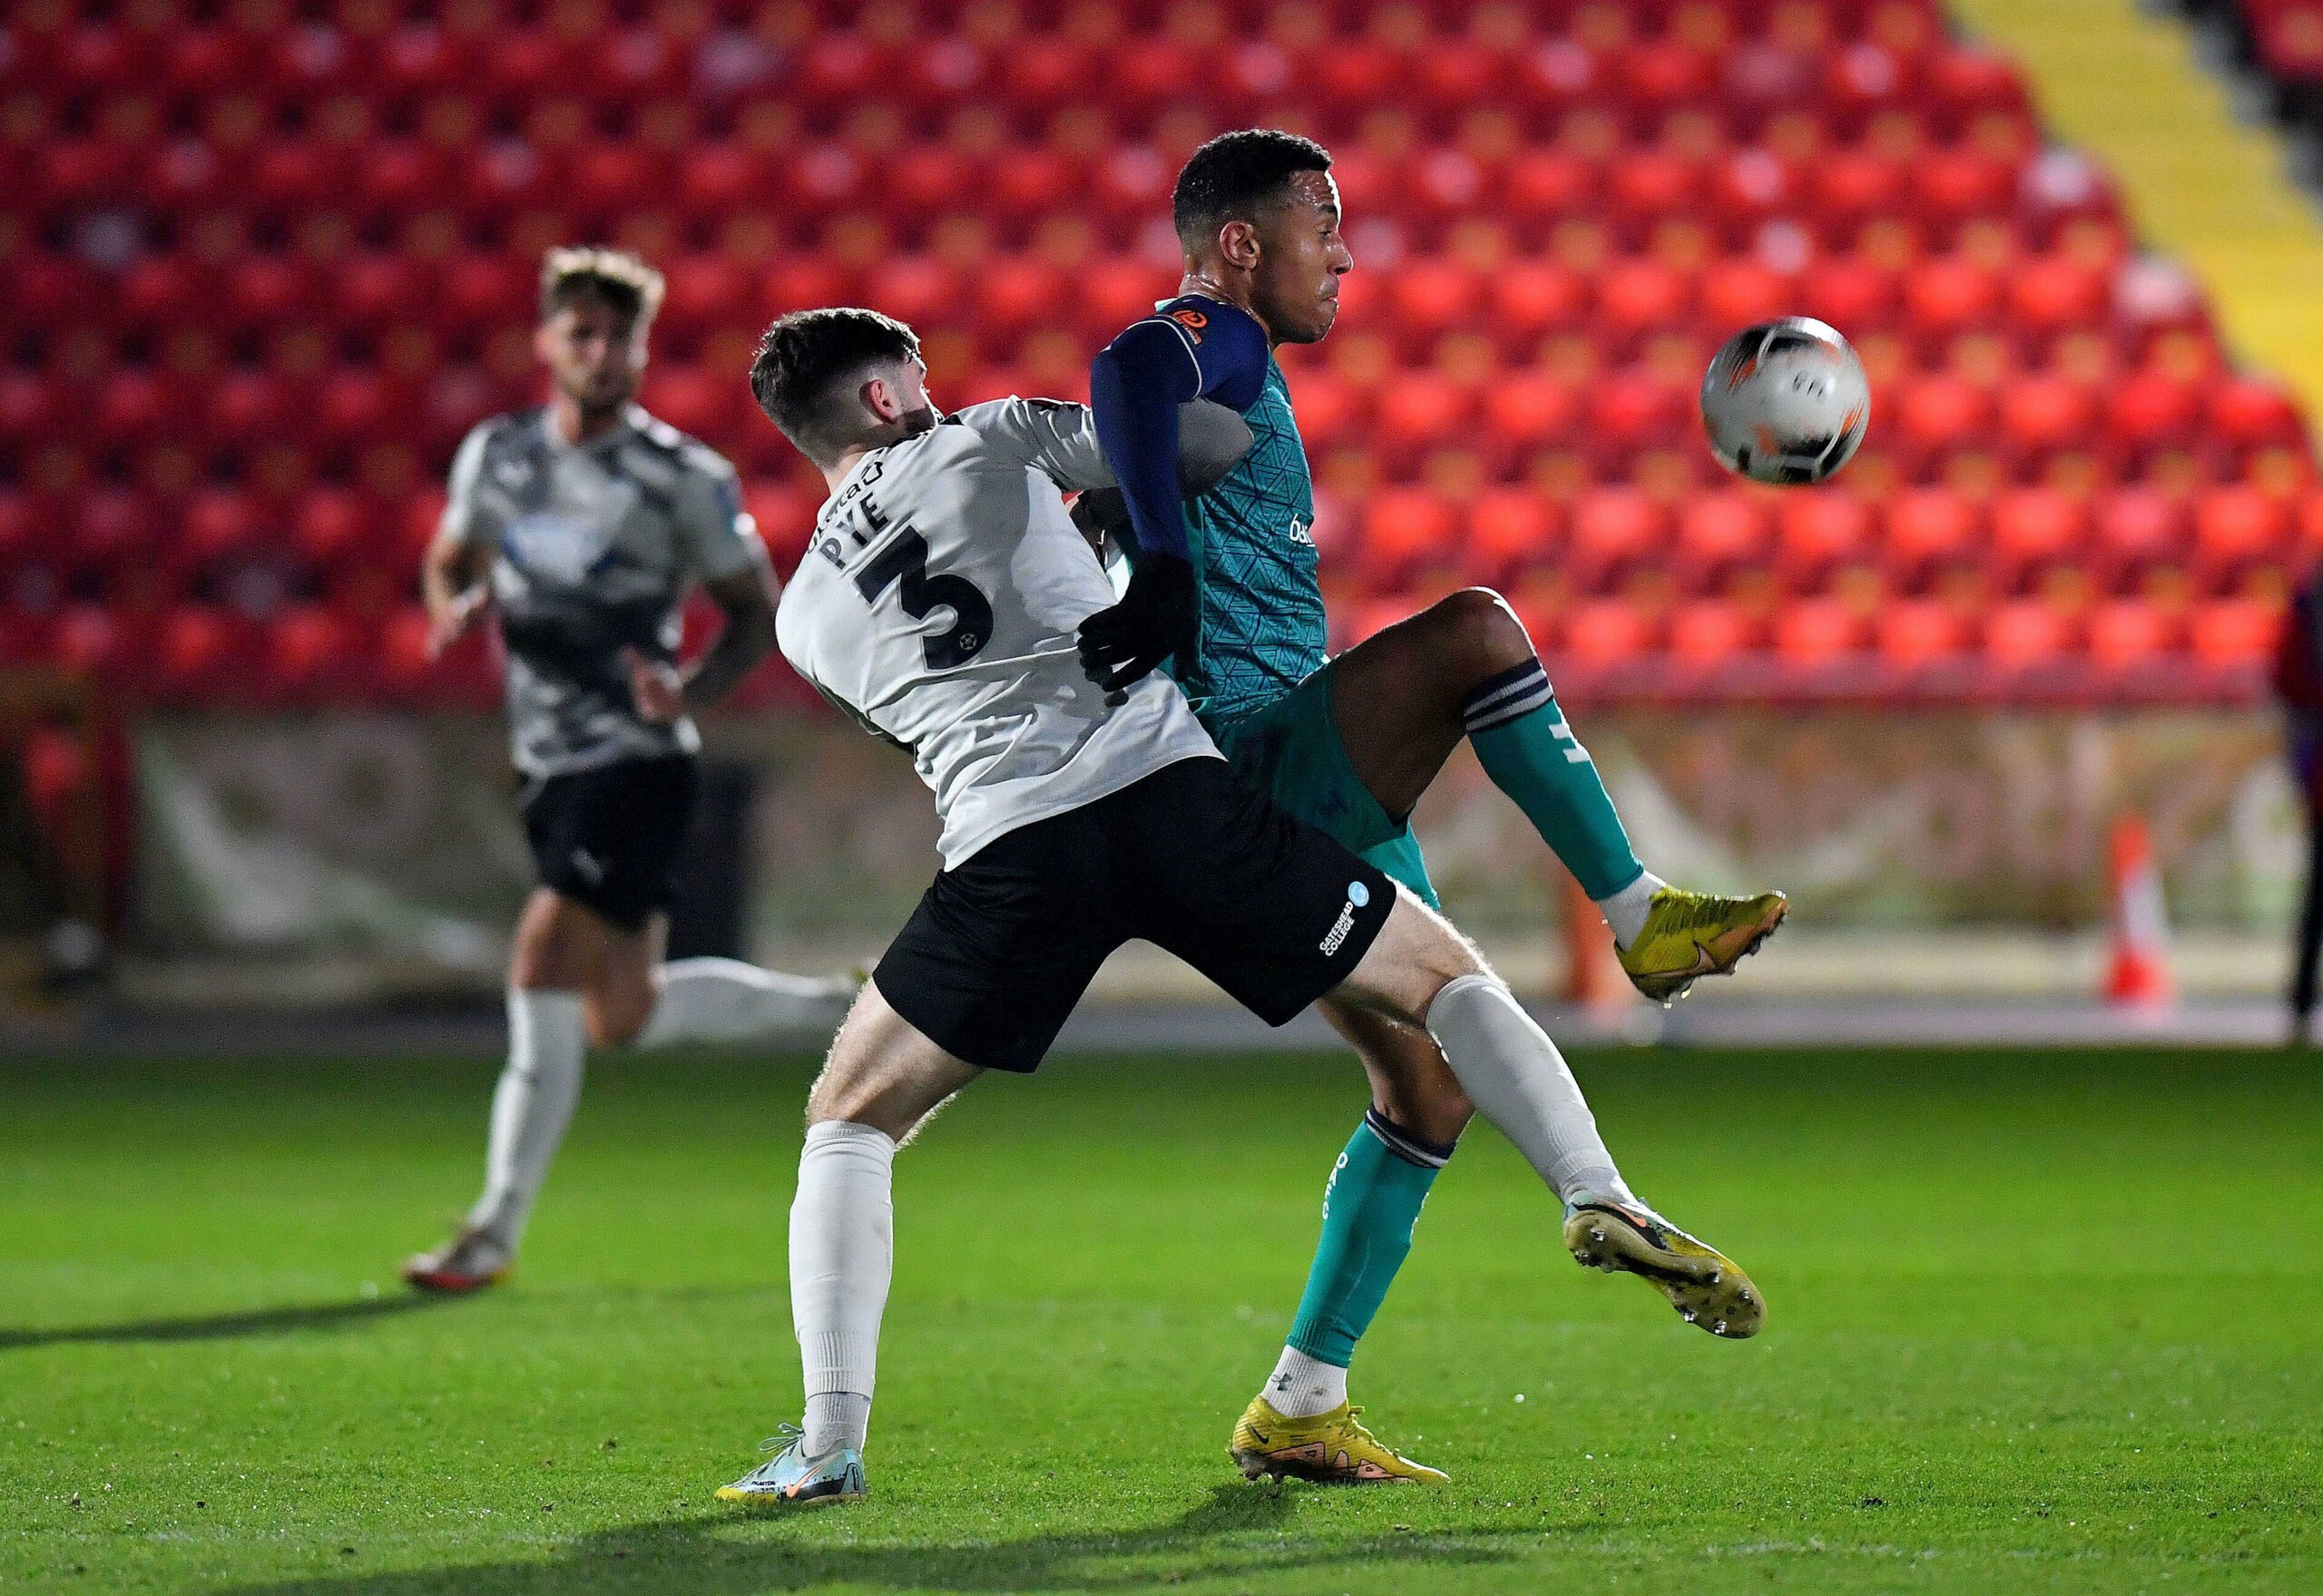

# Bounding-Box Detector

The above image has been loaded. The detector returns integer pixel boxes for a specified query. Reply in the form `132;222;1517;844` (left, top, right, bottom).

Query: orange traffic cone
2103;813;2176;1010
1558;864;1632;1019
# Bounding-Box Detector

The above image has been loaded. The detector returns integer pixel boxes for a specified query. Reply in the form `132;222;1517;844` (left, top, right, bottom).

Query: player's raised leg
717;983;980;1507
632;957;860;1048
1338;892;1766;1340
1327;590;1787;1002
1231;1004;1465;1483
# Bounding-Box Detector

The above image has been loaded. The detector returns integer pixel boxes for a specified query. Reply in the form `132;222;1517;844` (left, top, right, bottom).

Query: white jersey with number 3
776;398;1220;868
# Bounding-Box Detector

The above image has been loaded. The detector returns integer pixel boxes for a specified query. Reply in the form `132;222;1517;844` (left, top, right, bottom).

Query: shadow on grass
0;1291;454;1350
220;1482;1522;1594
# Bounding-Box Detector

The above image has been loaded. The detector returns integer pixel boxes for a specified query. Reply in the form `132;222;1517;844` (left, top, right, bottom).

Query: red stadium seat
1594;259;1696;346
1568;488;1672;584
1910;146;2017;226
2209;376;2305;453
266;603;359;698
1488;261;1589;341
2105;368;2202;450
181;489;264;575
1809;147;1905;236
1799;254;1899;332
1501;150;1599;226
2189;597;2282;668
1699;258;1797;334
1982;599;2075;668
2094;486;2191;582
1376;372;1476;456
1388;259;1485;342
1480;370;1580;453
1777;492;1877;580
1989;487;2091;583
1588;366;1687;458
1677;490;1776;586
291;488;366;573
1903;257;2004;343
1465;490;1561;583
2006;255;2110;335
1605;148;1706;234
2085;598;2179;668
1997;372;2100;459
1667;598;1759;667
154;605;257;702
1877;597;1968;665
2192;485;2291;581
1360;487;1459;580
1774;598;1867;664
1618;39;1718;119
49;604;127;680
1894;374;1995;464
1561;598;1659;667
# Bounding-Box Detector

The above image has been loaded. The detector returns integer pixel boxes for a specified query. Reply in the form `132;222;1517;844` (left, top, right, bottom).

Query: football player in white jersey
710;308;1764;1506
403;250;859;1294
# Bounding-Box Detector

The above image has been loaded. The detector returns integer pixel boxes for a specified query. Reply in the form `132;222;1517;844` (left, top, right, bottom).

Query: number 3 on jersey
854;528;995;669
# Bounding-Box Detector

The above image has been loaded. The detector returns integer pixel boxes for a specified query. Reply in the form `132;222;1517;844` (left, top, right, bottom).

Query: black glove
1070;487;1132;553
1077;553;1196;693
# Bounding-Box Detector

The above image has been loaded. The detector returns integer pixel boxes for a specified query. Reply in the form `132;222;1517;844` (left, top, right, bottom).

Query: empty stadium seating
0;0;2312;708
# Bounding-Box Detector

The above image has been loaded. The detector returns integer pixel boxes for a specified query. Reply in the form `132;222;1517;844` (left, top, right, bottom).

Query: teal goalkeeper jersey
1174;354;1329;723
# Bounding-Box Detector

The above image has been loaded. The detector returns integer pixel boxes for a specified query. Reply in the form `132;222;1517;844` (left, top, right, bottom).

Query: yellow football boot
1616;887;1789;1003
1230;1397;1447;1484
1563;1199;1766;1339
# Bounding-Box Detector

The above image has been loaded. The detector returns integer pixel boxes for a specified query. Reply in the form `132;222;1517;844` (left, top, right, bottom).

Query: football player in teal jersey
1082;130;1786;1483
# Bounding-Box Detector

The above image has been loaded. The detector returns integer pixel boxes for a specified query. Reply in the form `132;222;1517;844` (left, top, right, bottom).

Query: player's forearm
1090;338;1194;564
681;608;777;711
421;539;483;620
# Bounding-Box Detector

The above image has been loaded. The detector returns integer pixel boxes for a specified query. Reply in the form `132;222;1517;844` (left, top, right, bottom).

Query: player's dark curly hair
749;308;922;460
1172;129;1334;250
539;245;664;327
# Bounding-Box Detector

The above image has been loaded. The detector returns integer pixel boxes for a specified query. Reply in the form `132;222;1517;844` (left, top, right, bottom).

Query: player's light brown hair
538;246;665;328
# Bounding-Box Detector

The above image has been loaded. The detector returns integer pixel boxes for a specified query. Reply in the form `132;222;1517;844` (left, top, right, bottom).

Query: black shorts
520;753;699;933
873;757;1396;1072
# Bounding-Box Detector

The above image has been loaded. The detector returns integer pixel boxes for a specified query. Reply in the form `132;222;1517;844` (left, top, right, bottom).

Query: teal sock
1285;1110;1453;1367
1464;660;1643;901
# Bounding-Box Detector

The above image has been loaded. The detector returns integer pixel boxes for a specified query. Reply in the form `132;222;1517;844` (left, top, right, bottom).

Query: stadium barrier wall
109;706;2298;1008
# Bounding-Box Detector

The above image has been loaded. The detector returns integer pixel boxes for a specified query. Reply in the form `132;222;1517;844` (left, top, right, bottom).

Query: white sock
633;958;857;1048
1262;1345;1348;1418
467;988;588;1249
1424;974;1635;1208
1594;870;1666;950
792;1121;896;1456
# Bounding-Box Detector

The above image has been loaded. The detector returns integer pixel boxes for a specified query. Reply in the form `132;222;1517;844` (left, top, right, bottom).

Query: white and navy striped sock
1460;659;1556;737
1362;1106;1457;1170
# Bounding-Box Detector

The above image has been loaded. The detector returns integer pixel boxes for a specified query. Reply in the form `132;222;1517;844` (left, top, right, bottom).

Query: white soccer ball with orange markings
1700;318;1870;485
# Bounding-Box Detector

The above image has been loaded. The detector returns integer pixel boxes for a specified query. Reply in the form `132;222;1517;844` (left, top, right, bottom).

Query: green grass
1;1045;2318;1594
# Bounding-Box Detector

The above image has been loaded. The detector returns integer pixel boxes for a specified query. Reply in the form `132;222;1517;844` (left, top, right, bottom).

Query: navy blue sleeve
1089;298;1269;563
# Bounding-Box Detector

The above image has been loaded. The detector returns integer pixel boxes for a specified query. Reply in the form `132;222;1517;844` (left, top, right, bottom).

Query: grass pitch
2;1043;2318;1594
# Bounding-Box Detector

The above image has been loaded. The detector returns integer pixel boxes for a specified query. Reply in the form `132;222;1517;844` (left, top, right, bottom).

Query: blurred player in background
710;308;1760;1506
1081;131;1783;1481
403;249;858;1292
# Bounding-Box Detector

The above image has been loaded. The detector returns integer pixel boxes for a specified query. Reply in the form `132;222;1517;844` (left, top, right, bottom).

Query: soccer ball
1700;318;1870;485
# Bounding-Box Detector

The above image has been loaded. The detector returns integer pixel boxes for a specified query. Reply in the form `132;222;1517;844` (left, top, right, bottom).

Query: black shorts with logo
873;757;1397;1073
520;752;700;933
